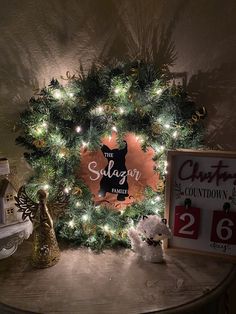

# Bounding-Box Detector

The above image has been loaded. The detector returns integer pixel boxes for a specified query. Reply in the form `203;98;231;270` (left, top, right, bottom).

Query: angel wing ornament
15;186;38;222
15;186;68;268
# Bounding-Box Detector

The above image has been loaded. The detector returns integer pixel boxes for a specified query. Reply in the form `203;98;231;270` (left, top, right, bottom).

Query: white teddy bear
128;215;171;263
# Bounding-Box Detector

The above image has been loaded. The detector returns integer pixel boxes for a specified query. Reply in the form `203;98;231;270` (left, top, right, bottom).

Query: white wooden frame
165;149;236;261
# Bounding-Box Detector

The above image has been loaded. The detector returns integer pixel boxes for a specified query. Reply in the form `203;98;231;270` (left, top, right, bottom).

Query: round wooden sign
79;133;159;209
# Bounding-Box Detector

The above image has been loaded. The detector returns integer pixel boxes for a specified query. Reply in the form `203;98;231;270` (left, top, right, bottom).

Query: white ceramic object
0;220;33;259
0;158;10;175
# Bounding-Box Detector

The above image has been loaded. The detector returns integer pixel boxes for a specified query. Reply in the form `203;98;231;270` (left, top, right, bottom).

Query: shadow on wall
0;0;183;127
97;0;185;68
0;0;182;112
187;63;236;150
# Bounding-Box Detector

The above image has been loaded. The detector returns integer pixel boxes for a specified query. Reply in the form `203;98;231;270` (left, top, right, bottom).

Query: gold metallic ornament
118;230;127;239
157;179;165;193
83;223;96;235
128;90;137;102
33;139;46;148
151;123;161;136
170;81;180;96
188;106;207;126
128;93;133;101
31;190;60;268
77;97;87;108
60;71;78;81
72;187;83;196
15;186;69;268
134;103;145;117
129;67;139;78
103;103;115;114
59;147;70;157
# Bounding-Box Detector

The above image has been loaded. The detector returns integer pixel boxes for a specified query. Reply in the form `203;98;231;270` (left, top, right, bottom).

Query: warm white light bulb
155;196;161;201
68;92;74;98
58;152;65;158
155;88;162;95
41;121;47;128
43;184;49;190
82;141;88;147
75;126;82;133
97;106;103;113
53;90;62;99
114;87;121;94
164;124;170;129
164;161;168;174
172;131;178;138
35;127;43;135
136;135;144;143
76;201;81;207
64;187;71;194
112;126;117;132
68;220;75;228
103;224;110;232
119;107;124;114
82;214;89;222
95;205;101;210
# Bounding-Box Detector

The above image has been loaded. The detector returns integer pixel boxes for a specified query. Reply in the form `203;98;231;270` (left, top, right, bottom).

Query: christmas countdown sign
165;150;236;258
79;133;159;209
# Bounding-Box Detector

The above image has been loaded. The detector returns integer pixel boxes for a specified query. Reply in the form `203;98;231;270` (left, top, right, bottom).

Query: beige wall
1;0;236;180
1;1;236;312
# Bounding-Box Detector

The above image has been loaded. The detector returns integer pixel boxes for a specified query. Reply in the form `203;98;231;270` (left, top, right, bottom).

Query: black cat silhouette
99;141;128;201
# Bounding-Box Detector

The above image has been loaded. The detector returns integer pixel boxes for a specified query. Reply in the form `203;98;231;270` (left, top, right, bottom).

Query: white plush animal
128;215;171;263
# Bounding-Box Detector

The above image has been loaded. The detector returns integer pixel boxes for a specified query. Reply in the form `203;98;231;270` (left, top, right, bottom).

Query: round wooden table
0;241;235;314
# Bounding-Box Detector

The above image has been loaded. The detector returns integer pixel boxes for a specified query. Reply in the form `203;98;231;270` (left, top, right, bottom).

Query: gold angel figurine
15;186;68;268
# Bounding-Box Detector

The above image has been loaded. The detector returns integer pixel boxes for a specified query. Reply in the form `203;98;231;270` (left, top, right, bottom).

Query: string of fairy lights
16;62;204;249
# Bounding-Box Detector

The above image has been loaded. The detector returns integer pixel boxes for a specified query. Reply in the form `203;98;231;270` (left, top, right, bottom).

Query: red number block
174;206;201;239
210;211;236;245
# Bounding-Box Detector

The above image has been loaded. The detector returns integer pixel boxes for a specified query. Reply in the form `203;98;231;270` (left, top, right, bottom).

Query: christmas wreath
16;61;205;250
